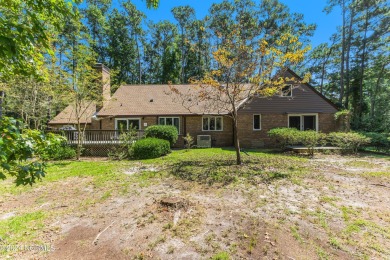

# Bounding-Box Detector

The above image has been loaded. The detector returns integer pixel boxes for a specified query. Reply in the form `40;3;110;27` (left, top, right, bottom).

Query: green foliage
361;132;390;153
132;138;171;159
108;128;139;160
328;132;371;154
183;133;194;149
300;131;327;156
268;128;372;155
0;117;63;185
49;146;76;160
145;125;178;146
23;130;76;160
268;128;302;149
268;128;329;155
335;110;351;132
146;0;159;9
0;0;72;78
211;251;230;260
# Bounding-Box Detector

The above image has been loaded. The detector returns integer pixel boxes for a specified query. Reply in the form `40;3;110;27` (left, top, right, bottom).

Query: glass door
303;116;316;130
289;116;301;130
128;119;140;130
116;119;128;133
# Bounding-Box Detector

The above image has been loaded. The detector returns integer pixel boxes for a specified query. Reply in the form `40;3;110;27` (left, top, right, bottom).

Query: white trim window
115;118;141;131
288;113;318;131
202;116;223;131
280;84;292;97
253;114;261;130
159;117;180;133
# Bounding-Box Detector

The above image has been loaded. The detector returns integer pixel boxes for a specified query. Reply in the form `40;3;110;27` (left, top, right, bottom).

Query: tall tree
84;0;112;63
123;1;146;84
172;5;196;83
0;0;72;79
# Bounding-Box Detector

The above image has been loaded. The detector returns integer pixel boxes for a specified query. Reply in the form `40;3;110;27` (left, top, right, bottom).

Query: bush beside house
327;132;371;154
132;138;171;159
268;128;371;154
145;125;178;146
361;132;390;153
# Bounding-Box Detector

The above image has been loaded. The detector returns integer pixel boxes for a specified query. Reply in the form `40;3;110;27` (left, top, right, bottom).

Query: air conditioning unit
197;135;211;148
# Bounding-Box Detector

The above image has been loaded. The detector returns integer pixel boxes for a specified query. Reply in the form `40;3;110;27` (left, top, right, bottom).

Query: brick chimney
93;63;111;107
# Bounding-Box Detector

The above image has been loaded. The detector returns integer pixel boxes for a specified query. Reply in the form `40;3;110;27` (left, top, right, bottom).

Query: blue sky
112;0;341;48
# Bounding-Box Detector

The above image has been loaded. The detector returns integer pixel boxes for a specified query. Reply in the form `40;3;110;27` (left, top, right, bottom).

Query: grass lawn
0;148;389;259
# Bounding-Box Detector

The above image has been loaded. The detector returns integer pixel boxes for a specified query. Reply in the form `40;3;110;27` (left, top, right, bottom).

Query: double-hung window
159;117;180;133
202;116;223;131
253;114;261;130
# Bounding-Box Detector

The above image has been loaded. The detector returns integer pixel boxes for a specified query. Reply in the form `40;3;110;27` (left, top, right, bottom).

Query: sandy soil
1;154;389;260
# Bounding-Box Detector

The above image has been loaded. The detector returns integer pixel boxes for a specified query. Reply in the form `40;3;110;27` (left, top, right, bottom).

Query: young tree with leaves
171;29;310;165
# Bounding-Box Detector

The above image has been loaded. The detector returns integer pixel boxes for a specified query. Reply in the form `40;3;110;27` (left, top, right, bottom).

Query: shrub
328;132;371;154
268;127;302;149
49;146;76;160
361;132;390;153
23;130;69;160
183;133;194;149
108;128;138;160
132;138;170;159
145;125;178;146
300;130;327;156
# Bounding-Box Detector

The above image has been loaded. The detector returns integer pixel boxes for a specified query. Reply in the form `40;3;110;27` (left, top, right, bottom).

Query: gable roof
48;102;96;125
285;68;339;110
97;84;231;116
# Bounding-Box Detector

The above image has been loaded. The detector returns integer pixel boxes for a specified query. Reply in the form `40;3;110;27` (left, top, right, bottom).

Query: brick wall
318;113;338;132
237;113;339;148
237;113;287;148
184;116;233;147
95;112;339;149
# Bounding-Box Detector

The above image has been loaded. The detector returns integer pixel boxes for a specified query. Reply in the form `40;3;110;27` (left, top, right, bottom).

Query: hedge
268;128;370;154
327;132;371;154
144;125;178;146
132;138;171;159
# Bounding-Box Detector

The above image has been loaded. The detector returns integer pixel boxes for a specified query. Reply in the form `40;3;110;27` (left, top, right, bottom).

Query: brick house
48;64;339;148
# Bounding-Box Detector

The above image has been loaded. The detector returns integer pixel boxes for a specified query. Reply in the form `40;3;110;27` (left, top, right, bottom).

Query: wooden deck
46;130;144;156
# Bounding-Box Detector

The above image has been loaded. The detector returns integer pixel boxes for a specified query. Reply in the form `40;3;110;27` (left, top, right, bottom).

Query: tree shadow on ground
168;159;290;186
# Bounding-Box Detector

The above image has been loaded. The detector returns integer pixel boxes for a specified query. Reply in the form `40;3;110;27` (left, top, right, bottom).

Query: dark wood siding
239;84;338;114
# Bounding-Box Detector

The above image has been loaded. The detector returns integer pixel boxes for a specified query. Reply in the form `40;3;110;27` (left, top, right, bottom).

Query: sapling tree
170;27;310;165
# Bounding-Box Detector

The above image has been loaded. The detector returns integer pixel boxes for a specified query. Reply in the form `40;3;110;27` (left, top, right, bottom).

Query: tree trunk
358;6;369;120
136;34;142;84
339;0;346;104
76;122;81;160
0;91;4;118
232;111;241;165
180;26;185;83
344;9;354;109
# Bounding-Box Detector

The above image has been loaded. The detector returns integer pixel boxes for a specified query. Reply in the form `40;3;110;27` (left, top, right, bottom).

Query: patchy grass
0;211;46;245
0;149;389;259
145;148;309;185
363;171;390;178
344;160;377;168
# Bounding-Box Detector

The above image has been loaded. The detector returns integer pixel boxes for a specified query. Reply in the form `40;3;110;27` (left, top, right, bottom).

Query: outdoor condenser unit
197;135;212;148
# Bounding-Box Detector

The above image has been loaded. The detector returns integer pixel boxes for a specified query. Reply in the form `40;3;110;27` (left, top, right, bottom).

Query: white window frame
115;118;141;130
253;114;261;131
202;116;223;131
280;84;293;97
158;117;180;134
287;113;318;132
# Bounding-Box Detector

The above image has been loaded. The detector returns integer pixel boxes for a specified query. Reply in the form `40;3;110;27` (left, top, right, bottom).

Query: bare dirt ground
1;153;389;260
